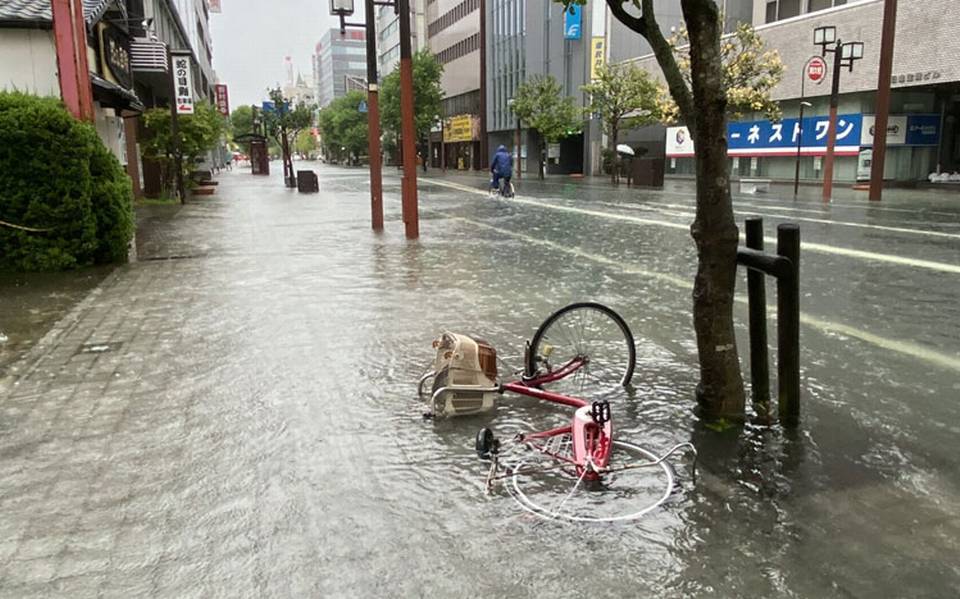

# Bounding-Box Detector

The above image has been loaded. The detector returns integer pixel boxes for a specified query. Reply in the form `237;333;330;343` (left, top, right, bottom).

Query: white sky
209;0;366;109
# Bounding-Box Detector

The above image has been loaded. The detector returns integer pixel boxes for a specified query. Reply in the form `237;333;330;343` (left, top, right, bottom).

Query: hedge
0;92;134;271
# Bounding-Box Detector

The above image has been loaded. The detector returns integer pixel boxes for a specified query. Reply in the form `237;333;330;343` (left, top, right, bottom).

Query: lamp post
814;25;863;202
869;0;898;202
507;98;521;179
330;0;388;231
793;101;812;197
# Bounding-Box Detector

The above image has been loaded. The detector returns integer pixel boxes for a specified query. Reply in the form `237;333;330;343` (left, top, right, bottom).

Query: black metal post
745;218;770;420
777;224;801;427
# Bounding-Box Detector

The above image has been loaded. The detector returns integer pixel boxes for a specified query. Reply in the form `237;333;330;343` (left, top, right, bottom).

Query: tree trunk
682;0;746;420
609;122;619;185
539;139;546;180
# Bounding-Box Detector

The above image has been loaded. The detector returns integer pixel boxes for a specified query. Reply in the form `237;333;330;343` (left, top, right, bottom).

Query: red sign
806;56;827;84
215;84;230;116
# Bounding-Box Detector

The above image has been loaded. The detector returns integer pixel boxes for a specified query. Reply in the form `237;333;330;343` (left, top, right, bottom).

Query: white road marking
422;178;960;275
437;212;960;373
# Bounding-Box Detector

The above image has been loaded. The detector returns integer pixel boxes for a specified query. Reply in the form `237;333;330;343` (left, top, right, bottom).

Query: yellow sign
444;114;476;143
590;37;606;81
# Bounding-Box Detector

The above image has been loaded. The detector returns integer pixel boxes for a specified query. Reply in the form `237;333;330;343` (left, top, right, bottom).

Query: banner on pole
173;53;195;114
590;37;605;81
214;84;230;116
563;6;582;40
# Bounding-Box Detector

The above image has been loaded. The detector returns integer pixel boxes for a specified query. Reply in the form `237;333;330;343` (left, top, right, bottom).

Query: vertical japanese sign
563;6;582;40
590;37;605;81
214;84;230;116
173;53;195;114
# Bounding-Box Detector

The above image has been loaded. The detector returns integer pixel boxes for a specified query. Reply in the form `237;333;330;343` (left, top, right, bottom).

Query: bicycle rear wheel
525;302;635;395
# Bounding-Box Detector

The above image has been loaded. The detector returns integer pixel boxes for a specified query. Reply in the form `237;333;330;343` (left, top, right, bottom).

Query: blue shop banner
563;6;582;40
905;114;941;146
727;113;863;157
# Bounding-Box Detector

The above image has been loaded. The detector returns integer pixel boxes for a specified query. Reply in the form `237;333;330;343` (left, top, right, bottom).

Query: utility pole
398;0;419;238
869;0;898;202
364;0;384;230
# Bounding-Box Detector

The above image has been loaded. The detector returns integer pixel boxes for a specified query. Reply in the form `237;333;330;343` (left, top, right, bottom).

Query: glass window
766;1;777;23
779;0;800;19
808;0;832;12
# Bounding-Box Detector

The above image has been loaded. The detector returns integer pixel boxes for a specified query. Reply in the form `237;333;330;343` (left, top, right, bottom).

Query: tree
511;75;582;179
380;49;443;150
317;91;369;163
229;105;255;151
262;87;314;186
581;62;660;183
562;0;746;422
657;22;784;124
143;101;225;196
294;130;319;158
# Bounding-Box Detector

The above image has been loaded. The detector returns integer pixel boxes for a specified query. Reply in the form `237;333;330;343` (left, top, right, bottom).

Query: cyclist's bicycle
490;176;515;198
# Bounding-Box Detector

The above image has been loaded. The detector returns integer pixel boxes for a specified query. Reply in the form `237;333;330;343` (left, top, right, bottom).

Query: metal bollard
776;224;801;427
744;218;771;419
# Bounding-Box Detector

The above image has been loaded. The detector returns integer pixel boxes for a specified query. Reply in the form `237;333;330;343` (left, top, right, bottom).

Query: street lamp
507;98;521;179
813;26;864;202
330;0;356;33
794;101;812;197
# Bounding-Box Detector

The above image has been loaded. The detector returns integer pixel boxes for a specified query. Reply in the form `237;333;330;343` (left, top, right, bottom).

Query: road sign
806;56;827;85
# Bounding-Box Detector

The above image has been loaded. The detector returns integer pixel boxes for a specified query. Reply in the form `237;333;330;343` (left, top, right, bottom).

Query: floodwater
1;164;958;597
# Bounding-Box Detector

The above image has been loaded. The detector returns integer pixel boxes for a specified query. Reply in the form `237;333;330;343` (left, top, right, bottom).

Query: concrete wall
428;0;481;98
0;30;59;98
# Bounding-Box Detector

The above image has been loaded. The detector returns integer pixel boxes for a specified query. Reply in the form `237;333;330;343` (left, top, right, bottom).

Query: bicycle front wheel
525;302;636;394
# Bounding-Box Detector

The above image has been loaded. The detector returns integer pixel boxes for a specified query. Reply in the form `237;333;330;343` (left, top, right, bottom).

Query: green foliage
380;49;444;143
263;88;314;145
512;75;582;145
660;22;784;123
229;105;255;148
294;130;319;156
143;101;225;191
0;92;133;271
317;91;369;162
582;62;660;140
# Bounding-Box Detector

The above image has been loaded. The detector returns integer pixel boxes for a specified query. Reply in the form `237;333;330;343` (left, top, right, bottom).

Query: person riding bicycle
490;145;514;197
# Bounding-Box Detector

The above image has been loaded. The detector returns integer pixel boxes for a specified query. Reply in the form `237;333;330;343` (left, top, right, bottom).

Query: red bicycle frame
501;357;612;479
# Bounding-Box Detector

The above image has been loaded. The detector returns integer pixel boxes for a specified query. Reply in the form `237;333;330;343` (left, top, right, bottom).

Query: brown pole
821;41;842;203
515;117;521;179
364;0;383;231
398;0;419;238
869;0;898;202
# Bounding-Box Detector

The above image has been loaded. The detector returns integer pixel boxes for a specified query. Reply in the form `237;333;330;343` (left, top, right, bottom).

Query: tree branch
606;0;696;133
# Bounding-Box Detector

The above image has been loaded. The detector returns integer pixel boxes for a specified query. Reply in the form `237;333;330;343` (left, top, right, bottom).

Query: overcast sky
209;0;365;110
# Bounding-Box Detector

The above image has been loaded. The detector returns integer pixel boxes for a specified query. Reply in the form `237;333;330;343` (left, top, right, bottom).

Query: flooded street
1;164;959;597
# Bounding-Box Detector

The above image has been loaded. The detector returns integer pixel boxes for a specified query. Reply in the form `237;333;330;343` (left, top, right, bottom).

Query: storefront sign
667;114;864;158
99;24;132;89
892;71;941;86
214;84;230;116
444;114;476;143
563;6;582;40
905;114;941;146
590;37;605;80
860;115;907;146
173;53;195;114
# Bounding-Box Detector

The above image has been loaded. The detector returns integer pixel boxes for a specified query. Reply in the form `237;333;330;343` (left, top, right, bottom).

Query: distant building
284;72;316;107
428;0;483;170
616;0;960;184
313;28;367;108
376;1;426;78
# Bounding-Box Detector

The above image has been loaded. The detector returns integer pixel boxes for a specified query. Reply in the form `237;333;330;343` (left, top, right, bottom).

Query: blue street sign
358;100;368;113
563;6;581;40
261;101;276;114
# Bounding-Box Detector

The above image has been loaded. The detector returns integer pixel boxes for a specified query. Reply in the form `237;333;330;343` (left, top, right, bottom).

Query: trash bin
297;170;319;193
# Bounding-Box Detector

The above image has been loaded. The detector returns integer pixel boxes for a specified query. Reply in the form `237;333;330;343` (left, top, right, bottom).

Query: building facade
618;0;960;184
428;0;484;170
376;0;427;77
313;28;367;108
486;0;600;175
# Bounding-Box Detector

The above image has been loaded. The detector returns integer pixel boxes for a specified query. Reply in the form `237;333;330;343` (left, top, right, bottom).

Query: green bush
0;92;134;271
